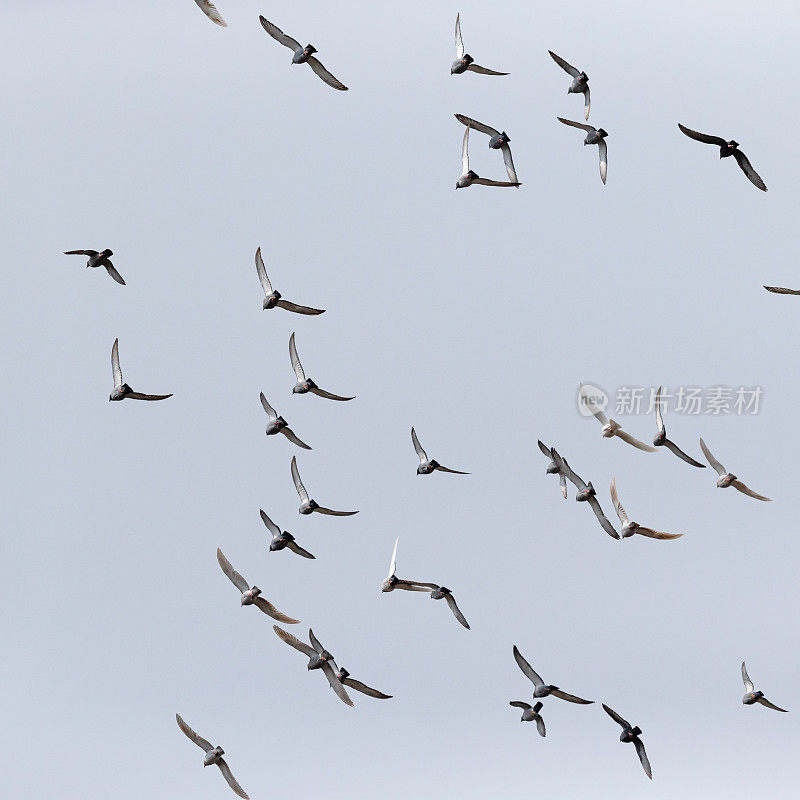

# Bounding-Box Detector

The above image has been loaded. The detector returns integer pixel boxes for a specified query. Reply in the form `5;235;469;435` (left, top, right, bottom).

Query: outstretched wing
602;703;630;729
111;338;123;388
764;285;800;295
434;464;470;475
466;64;509;76
699;438;727;476
445;593;470;629
308;387;355;401
321;661;354;706
609;478;628;525
756;696;788;712
509;700;532;710
471;178;520;187
281;426;312;450
307;57;348;91
655;387;666;437
286;540;315;559
548;50;579;77
634;527;683;540
499;142;518;184
731;480;771;502
259;509;281;537
535;715;546;737
194;0;227;27
557;117;595;134
254;597;299;624
216;548;249;594
455;12;464;58
741;661;754;692
512;645;544;687
175;713;213;752
597;138;607;185
258;16;301;50
255;247;272;295
315;507;359;516
633;738;652;779
273;625;316;657
216;759;249;799
732;149;767;192
677;124;727;147
579;385;608;425
126;392;172;401
551;688;593;705
582;85;590;121
275;299;325;315
288;332;305;382
105;263;126;285
587;496;620;539
64;249;97;256
290;456;309;503
615;429;657;452
308;628;325;655
411;427;428;463
344;677;392;699
461;124;470;175
259;391;277;420
664;439;706;468
387;538;398;579
454;113;500;139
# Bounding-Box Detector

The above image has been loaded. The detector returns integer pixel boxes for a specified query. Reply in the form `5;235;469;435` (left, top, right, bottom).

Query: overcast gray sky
4;1;799;798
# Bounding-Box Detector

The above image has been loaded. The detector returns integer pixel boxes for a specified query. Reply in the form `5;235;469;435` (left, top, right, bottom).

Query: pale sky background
4;1;799;798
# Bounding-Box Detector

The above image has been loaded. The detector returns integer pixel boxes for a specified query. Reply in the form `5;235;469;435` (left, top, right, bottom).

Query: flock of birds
61;3;792;796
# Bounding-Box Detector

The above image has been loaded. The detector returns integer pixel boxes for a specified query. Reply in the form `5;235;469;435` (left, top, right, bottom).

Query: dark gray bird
456;125;521;188
335;667;392;699
610;478;683;540
678;124;767;191
291;455;358;517
289;332;354;401
109;339;172;402
176;714;248;799
579;385;656;451
64;249;125;285
411;427;469;475
764;285;800;295
548;50;590;120
699;438;771;501
557;118;608;184
216;548;300;623
552;451;619;540
538;440;568;499
260;391;311;450
742;661;788;712
255;247;324;315
380;538;433;593
260;509;315;559
513;646;594;704
273;625;354;706
454;114;519;183
652;387;705;467
602;704;652;779
259;16;348;90
193;0;226;26
451;13;508;76
509;701;546;736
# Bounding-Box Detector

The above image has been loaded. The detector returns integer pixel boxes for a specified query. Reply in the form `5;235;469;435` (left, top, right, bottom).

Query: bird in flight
216;548;300;623
454;114;519;184
291;455;358;516
451;13;508;76
602;704;652;779
175;714;248;798
289;332;354;401
255;247;325;315
652;387;705;467
260;392;311;450
512;645;594;704
610;478;683;540
259;16;348;90
699;438;771;501
553;451;619;539
548;50;590;120
456;124;520;189
579;385;656;451
557;118;608;184
64;248;125;285
741;661;788;712
411;427;469;475
538;440;568;499
273;626;354;706
508;700;546;736
678;124;767;191
260;509;315;559
109;339;172;402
